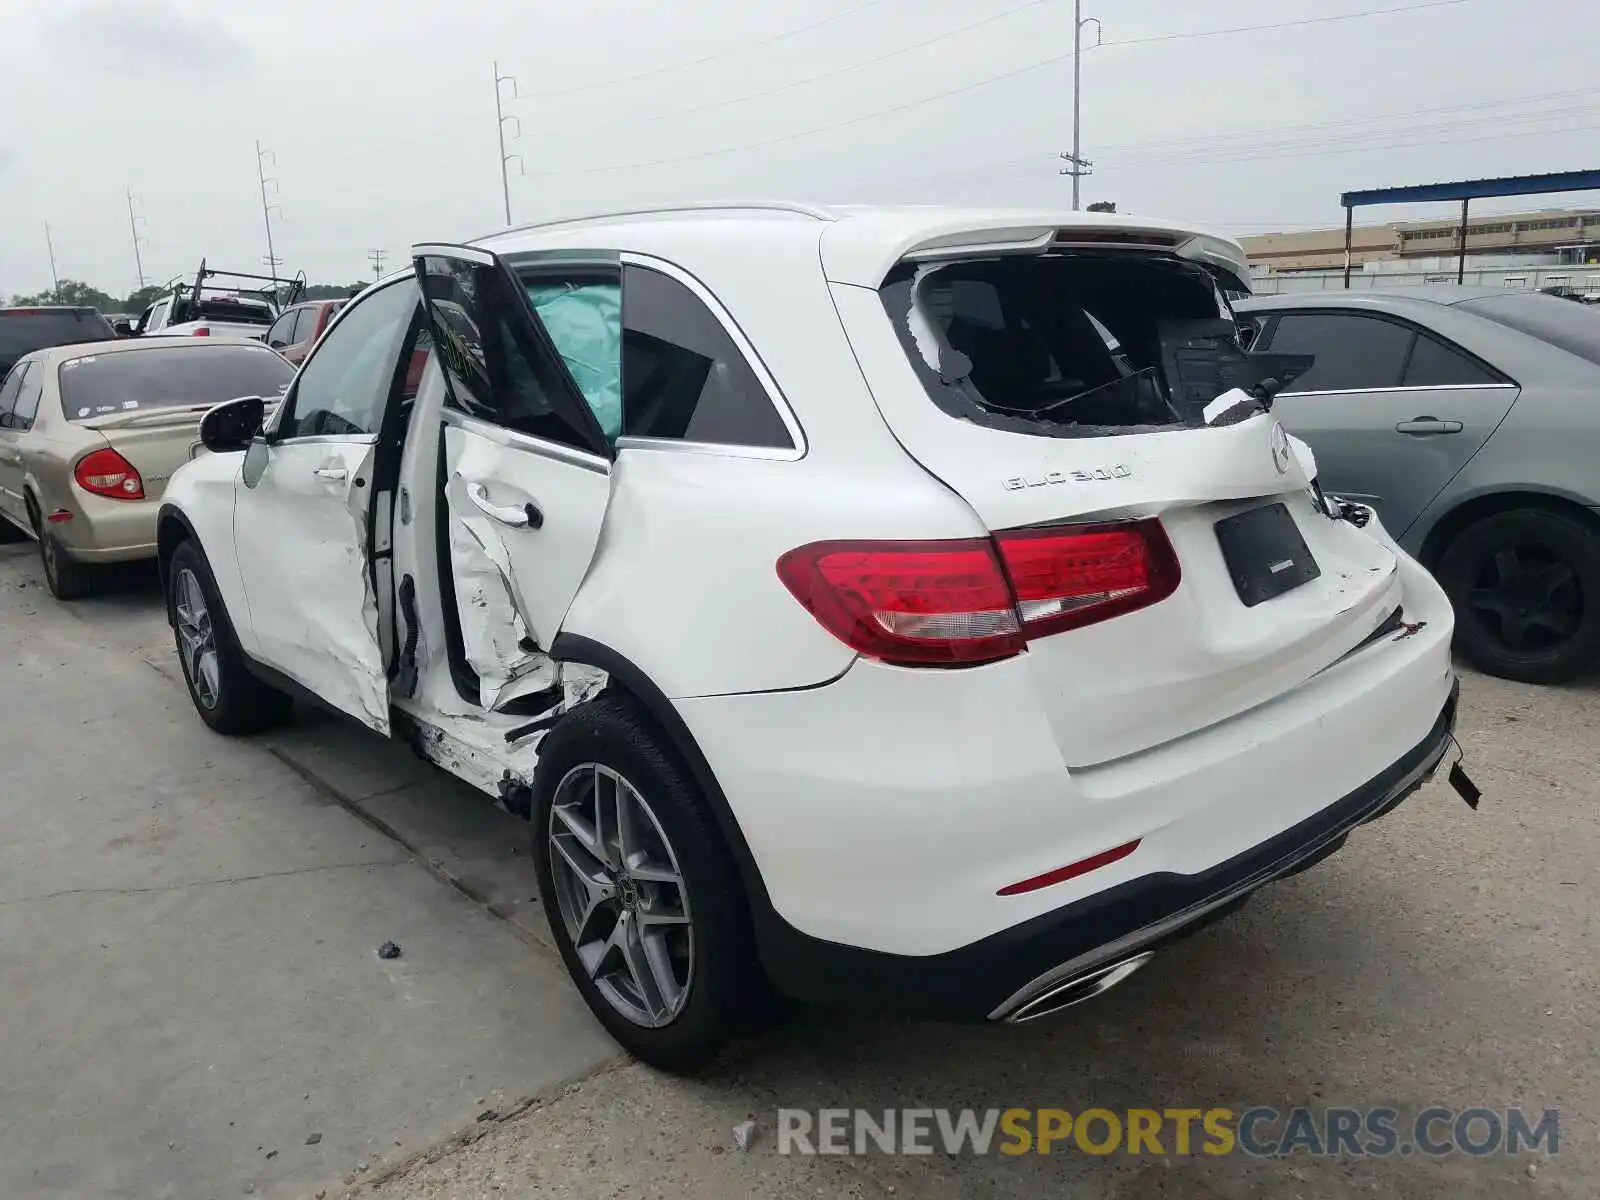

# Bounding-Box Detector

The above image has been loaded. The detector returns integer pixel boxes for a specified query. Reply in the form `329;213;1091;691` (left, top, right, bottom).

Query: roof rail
474;199;838;243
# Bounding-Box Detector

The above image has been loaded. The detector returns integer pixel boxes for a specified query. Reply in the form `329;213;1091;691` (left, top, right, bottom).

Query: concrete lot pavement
4;543;1596;1199
0;546;618;1200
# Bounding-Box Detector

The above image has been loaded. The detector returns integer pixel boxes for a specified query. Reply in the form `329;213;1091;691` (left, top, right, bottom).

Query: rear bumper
753;680;1458;1022
49;495;159;562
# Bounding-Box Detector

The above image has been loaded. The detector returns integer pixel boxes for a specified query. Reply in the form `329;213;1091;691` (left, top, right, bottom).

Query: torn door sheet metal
444;468;560;711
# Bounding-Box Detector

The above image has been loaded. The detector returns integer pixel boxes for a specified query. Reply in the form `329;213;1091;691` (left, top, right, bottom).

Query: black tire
38;524;97;600
166;539;293;734
531;694;770;1073
1435;507;1600;684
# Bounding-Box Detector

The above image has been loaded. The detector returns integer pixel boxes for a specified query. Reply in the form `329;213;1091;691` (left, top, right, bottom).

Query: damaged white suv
157;203;1470;1071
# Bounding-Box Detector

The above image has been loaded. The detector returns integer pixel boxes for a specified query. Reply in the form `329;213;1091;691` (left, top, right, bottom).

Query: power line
540;0;1051;138
43;222;60;297
1091;0;1489;49
368;249;388;279
514;0;900;99
528;0;1510;178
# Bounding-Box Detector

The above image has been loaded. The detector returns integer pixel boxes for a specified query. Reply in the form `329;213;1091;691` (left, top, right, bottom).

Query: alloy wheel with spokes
173;567;222;710
547;763;694;1028
1465;545;1581;655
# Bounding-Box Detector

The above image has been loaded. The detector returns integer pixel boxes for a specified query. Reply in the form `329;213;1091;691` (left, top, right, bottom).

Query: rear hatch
59;342;294;497
830;229;1402;767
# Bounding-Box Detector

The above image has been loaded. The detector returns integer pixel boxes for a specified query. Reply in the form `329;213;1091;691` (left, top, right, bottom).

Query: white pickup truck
135;261;306;341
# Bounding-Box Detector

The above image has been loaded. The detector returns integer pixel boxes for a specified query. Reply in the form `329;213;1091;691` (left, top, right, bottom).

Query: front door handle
312;466;348;481
465;480;542;529
1395;416;1464;436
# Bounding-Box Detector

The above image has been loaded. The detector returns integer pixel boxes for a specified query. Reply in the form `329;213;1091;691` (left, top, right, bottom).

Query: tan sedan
0;337;293;598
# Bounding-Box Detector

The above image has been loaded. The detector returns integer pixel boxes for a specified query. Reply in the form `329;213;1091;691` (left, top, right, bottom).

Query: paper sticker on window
77;407;91;417
122;400;139;409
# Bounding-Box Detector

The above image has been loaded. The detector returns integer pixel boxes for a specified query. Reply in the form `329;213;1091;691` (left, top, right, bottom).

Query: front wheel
1436;507;1600;684
167;540;292;734
531;696;769;1073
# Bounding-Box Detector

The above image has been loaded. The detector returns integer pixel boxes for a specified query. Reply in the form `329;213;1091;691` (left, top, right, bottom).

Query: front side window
277;281;416;439
1264;312;1413;392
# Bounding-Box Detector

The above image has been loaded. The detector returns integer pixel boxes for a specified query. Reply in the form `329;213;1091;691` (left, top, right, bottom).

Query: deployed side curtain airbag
524;282;623;441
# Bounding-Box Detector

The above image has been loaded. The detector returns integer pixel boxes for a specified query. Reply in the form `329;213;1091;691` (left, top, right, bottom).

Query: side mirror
113;320;134;337
200;395;266;453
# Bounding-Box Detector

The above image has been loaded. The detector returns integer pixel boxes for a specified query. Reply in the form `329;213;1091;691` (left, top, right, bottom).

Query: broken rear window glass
58;344;293;421
880;254;1284;438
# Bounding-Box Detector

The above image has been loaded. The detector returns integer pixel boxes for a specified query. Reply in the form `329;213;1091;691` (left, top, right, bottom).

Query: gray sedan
1235;288;1600;684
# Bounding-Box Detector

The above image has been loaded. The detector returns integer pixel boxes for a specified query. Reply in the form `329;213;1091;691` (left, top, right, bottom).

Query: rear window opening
881;253;1287;438
58;344;293;421
172;296;276;326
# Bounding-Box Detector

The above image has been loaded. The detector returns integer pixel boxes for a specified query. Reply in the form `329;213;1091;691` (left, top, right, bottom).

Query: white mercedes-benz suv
155;203;1467;1071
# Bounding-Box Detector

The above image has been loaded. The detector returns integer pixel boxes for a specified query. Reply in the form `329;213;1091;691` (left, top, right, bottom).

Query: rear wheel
531;695;770;1073
167;539;292;734
35;511;97;600
1436;507;1600;684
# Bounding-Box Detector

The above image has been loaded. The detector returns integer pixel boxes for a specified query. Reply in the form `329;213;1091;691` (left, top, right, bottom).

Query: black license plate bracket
1215;501;1321;607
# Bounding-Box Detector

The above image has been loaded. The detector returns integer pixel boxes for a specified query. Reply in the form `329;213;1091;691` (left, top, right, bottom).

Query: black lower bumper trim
752;679;1460;1022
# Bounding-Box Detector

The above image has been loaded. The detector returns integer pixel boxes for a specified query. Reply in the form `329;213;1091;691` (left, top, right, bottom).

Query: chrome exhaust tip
1002;951;1155;1024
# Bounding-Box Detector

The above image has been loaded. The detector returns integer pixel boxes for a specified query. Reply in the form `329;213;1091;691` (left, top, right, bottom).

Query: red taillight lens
74;448;145;500
191;327;211;336
778;520;1180;666
996;518;1179;638
776;539;1025;667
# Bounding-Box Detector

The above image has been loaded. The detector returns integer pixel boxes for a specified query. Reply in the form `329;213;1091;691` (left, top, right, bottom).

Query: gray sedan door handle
465;480;542;529
1395;416;1464;436
312;466;348;481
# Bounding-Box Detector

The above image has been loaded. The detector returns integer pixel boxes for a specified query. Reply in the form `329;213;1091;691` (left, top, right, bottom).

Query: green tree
1087;201;1117;213
10;279;120;310
124;285;162;312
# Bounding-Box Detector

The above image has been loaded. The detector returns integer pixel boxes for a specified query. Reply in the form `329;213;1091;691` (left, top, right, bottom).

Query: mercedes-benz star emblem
1269;422;1291;475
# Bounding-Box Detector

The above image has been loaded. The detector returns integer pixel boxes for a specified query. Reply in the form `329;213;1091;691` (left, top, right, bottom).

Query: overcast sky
2;0;1596;297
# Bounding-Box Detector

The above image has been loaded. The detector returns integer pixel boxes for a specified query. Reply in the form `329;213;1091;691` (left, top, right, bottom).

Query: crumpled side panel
444;469;555;710
524;280;622;441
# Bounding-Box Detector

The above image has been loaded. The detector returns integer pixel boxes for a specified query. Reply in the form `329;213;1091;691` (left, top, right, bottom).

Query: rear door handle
465;480;543;529
1395;416;1464;436
312;466;348;481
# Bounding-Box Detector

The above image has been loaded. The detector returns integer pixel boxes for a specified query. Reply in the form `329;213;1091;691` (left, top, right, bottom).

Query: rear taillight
778;520;1180;667
995;518;1179;638
74;448;145;500
191;327;211;336
776;539;1025;667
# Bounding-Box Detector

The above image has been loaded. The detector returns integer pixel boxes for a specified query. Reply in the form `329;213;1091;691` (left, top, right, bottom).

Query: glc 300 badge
1003;465;1131;491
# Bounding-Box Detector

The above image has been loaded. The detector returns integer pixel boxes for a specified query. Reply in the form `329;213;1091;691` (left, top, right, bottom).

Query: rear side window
58;345;294;421
1458;292;1600;368
12;365;43;429
621;265;792;448
1263;312;1412;391
0;363;32;429
1402;333;1502;387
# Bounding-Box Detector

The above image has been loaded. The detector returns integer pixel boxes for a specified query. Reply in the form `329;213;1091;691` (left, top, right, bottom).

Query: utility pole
256;141;283;275
1060;0;1102;211
126;190;148;290
368;248;388;279
44;221;61;300
493;60;524;227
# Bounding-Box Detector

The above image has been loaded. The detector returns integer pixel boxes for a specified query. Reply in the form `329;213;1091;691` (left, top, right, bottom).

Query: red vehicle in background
263;299;348;365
